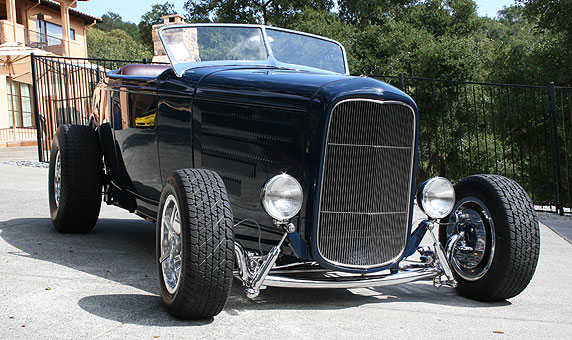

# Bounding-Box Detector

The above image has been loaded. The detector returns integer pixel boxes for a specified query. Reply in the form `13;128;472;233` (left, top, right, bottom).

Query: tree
96;12;123;31
138;2;176;49
480;6;542;84
517;0;572;35
183;0;333;26
95;12;140;41
86;28;151;60
399;0;481;37
516;0;572;85
337;0;415;26
446;0;481;36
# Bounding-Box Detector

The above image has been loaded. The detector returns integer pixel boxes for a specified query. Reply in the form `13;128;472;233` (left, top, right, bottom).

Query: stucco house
0;0;100;147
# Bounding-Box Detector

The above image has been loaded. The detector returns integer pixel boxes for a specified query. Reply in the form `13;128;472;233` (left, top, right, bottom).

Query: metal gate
30;55;156;162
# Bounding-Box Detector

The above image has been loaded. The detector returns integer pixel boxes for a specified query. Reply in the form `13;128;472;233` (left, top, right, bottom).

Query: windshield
160;26;267;64
266;28;345;74
159;25;347;76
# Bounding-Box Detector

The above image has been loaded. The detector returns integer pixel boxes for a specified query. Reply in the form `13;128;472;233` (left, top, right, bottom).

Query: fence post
548;82;564;215
30;53;43;162
398;72;405;91
96;65;101;84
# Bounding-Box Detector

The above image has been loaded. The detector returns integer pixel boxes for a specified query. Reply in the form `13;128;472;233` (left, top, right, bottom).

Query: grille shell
316;99;416;269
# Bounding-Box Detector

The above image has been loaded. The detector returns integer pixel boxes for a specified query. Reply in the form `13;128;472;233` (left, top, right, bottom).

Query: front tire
440;174;540;301
48;125;103;233
156;169;234;319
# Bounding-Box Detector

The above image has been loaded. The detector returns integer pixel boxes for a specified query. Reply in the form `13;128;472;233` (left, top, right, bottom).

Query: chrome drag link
235;232;289;298
426;221;458;288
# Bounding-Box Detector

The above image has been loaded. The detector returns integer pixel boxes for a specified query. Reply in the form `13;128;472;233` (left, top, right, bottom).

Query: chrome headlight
416;177;455;219
261;174;303;221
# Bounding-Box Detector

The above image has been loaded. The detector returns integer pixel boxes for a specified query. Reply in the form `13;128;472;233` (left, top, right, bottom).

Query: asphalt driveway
0;163;571;339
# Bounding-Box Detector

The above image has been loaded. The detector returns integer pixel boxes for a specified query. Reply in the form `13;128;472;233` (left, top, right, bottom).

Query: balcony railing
0;20;64;55
25;29;64;55
0;127;36;143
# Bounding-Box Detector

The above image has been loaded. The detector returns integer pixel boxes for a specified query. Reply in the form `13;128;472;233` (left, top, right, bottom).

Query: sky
76;0;517;24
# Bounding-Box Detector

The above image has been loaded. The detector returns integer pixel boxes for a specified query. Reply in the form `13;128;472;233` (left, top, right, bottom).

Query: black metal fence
30;55;161;163
368;74;572;214
30;55;571;214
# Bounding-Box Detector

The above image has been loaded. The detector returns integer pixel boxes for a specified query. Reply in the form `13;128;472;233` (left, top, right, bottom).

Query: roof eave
27;0;103;25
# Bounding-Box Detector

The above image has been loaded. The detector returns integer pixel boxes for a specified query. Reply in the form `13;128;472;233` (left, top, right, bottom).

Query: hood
192;67;416;113
193;67;347;112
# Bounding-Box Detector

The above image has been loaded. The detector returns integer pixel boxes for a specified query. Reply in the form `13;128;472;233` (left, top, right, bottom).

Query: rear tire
48;125;103;233
440;174;540;301
157;169;234;319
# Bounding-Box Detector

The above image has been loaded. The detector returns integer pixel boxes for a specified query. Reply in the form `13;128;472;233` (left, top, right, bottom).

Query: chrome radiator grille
317;99;416;268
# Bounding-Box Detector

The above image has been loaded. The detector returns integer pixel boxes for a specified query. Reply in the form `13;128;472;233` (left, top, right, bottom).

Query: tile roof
27;0;103;24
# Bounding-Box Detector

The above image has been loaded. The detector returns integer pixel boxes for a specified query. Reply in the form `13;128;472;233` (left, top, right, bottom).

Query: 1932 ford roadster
47;24;540;319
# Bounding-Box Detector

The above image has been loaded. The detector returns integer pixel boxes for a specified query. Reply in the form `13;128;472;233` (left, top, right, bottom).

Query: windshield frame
158;23;349;76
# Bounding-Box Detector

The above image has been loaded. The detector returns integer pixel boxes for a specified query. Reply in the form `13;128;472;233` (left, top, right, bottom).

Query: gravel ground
0;163;571;339
0;160;49;168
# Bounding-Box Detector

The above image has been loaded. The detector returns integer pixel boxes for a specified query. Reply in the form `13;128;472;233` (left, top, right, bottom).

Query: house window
7;79;33;128
36;20;75;46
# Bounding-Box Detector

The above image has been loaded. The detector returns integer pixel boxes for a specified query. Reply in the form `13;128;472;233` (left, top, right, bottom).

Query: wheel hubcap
160;195;183;294
445;197;495;281
54;151;61;207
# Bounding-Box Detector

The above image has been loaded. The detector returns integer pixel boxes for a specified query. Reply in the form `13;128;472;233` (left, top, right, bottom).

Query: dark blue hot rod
47;24;540;319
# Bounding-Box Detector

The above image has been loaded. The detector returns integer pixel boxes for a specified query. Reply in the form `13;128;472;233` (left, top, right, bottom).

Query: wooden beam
6;0;17;41
58;0;82;9
59;2;71;56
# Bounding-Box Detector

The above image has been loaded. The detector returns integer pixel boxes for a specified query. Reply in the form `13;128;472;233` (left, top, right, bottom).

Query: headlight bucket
416;177;456;219
260;174;303;222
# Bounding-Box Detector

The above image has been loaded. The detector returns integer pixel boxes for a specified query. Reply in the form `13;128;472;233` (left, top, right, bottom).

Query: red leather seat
120;64;171;78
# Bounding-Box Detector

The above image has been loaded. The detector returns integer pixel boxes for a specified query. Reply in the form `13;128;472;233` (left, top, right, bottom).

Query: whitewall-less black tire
440;174;540;301
156;169;234;319
48;125;103;233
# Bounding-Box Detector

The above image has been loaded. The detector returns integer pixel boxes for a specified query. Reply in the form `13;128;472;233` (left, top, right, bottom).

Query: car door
156;75;195;183
111;85;162;206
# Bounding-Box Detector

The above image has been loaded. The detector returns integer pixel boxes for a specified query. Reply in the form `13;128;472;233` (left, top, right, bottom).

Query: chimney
151;14;186;63
162;14;185;25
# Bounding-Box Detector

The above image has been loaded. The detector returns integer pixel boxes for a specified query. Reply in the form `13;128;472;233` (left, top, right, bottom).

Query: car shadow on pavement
0;217;509;325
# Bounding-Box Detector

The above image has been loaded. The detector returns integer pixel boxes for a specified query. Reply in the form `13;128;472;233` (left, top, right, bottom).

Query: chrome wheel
159;195;183;294
445;197;495;281
54;150;62;207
